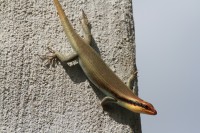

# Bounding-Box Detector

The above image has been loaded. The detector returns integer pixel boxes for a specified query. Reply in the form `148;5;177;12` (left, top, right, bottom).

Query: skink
43;0;157;115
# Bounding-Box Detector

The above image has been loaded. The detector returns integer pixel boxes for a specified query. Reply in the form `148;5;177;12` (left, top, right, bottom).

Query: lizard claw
47;47;55;53
38;47;59;67
131;70;138;78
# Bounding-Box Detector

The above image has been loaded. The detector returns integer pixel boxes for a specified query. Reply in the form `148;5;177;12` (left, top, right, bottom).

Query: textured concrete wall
0;0;141;132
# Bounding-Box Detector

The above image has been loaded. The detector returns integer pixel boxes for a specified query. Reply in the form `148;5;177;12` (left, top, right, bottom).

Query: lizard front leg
101;71;138;107
127;71;138;95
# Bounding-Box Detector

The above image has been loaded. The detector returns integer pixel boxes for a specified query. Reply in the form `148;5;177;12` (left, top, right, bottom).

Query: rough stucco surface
0;0;141;132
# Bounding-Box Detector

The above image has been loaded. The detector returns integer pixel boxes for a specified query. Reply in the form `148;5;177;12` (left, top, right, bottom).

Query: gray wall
0;0;142;132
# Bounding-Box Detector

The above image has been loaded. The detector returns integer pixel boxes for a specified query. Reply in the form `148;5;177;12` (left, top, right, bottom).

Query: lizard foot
39;47;59;66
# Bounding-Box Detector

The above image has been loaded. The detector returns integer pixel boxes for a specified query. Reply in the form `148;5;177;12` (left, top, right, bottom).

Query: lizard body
43;0;157;115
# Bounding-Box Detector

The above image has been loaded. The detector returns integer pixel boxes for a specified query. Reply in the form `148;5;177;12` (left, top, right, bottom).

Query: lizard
42;0;157;115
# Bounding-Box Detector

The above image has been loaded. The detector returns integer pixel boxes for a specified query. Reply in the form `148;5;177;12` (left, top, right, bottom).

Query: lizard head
118;97;157;115
131;101;157;115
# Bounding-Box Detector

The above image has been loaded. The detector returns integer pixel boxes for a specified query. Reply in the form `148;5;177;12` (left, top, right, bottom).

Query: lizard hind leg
40;47;78;66
80;10;92;45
